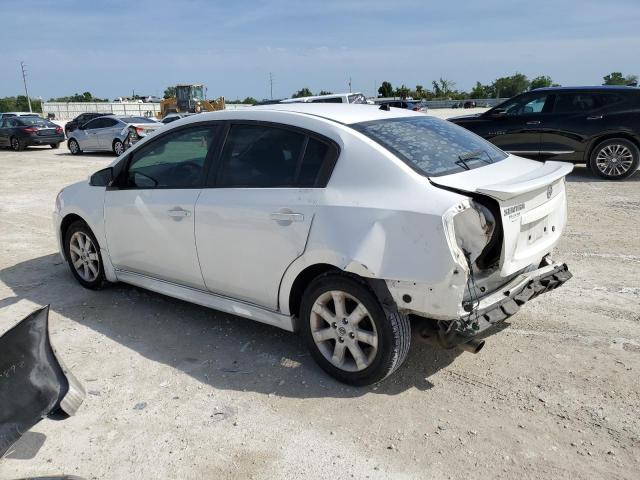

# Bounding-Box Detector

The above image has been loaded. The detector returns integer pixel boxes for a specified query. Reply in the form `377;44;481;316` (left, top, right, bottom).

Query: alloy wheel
114;141;124;156
69;231;100;282
69;140;79;154
309;290;378;372
595;144;634;177
11;138;19;151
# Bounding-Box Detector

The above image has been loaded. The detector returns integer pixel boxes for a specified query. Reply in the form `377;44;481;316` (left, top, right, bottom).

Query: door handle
526;120;541;125
270;212;304;223
587;115;603;120
167;207;191;219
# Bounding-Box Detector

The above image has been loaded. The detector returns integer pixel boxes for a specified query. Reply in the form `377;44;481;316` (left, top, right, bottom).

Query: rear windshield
17;118;54;127
351;116;508;177
348;93;368;104
119;116;157;123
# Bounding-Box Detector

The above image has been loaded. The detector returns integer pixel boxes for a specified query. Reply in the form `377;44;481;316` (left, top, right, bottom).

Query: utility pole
348;76;352;93
20;61;32;112
269;72;273;100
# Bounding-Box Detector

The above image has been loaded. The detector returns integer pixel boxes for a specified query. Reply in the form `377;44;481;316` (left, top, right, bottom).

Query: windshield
352;116;508;177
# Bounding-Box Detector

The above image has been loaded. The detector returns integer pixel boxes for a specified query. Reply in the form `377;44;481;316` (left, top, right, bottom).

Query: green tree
163;86;176;99
241;97;257;104
470;81;491;98
530;75;555;90
431;78;456;98
414;85;425;98
491;73;530;97
292;87;313;98
603;72;638;85
394;84;410;99
378;81;393;97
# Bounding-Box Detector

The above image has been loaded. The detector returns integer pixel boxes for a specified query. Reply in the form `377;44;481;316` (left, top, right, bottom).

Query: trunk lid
431;156;573;276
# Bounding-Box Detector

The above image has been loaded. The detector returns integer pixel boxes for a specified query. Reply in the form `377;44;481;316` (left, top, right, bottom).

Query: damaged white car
53;104;572;385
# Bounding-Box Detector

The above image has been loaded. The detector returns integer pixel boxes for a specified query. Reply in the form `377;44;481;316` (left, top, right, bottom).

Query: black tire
51;143;60;149
588;138;639;180
63;220;106;290
68;138;81;155
113;139;125;156
300;272;410;386
10;137;25;151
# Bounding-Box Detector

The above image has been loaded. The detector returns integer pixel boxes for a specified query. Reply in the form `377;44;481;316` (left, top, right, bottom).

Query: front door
75;117;103;150
195;123;337;310
487;91;554;160
104;124;219;289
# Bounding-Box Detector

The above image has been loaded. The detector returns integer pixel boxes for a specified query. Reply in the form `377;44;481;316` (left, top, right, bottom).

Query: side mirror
89;167;114;187
489;108;507;118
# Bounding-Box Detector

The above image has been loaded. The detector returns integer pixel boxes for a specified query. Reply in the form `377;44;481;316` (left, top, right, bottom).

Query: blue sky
1;0;639;100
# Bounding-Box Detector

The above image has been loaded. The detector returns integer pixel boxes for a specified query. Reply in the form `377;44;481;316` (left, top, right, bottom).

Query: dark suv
449;86;640;180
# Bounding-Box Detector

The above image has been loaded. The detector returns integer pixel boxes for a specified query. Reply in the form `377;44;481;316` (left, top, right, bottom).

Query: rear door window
213;124;338;188
553;93;601;113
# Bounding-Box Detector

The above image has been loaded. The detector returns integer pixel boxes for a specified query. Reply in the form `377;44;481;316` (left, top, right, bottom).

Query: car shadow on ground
566;164;640;183
0;254;463;400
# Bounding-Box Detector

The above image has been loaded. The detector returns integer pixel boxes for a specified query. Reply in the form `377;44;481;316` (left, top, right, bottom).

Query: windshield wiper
458;150;492;166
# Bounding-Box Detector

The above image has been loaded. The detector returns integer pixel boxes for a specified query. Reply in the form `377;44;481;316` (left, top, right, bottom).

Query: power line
269;72;274;100
20;61;32;112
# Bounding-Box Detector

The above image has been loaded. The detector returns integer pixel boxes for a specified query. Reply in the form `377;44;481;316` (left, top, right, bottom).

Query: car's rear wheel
300;272;410;386
10;137;25;151
64;221;105;290
68;139;81;155
589;138;639;180
113;139;125;156
51;143;60;149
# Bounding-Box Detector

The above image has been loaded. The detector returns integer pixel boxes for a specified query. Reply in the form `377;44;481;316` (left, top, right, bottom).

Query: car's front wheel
68;139;81;155
589;138;639;180
300;273;410;386
113;139;125;156
64;221;105;290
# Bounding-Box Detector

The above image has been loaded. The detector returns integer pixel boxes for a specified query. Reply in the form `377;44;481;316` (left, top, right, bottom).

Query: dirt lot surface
0;145;638;480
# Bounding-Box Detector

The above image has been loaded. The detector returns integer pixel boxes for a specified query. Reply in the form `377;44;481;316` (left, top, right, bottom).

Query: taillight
55;126;63;134
135;127;144;135
22;127;38;134
412;107;420;111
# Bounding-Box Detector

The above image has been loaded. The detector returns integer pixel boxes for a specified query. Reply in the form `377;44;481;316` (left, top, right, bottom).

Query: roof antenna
379;103;390;111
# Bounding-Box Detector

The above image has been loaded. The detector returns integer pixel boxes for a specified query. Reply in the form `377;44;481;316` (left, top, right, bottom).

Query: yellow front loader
158;84;225;119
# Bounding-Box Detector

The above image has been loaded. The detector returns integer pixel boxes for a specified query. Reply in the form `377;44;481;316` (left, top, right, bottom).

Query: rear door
539;91;627;162
0;119;8;146
195;122;338;310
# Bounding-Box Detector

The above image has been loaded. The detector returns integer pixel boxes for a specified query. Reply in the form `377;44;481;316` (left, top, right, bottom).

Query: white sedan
53;104;573;385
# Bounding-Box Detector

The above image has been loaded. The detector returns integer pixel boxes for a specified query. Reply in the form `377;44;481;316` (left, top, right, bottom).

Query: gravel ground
0;143;638;480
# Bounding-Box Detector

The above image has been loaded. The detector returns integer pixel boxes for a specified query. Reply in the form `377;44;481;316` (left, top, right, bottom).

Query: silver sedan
67;115;162;156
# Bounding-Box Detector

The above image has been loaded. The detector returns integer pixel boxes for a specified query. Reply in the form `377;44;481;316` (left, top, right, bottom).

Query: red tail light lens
412;107;420;111
55;126;63;134
135;127;144;135
22;127;38;134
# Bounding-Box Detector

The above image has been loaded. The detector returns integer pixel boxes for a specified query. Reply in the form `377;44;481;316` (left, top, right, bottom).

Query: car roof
2;112;40;116
531;85;639;93
245;103;418;125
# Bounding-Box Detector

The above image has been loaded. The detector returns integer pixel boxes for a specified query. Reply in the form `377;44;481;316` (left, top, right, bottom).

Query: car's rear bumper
428;261;572;349
25;134;65;146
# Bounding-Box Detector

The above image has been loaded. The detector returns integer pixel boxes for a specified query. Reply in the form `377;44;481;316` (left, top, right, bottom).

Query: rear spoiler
476;161;574;201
